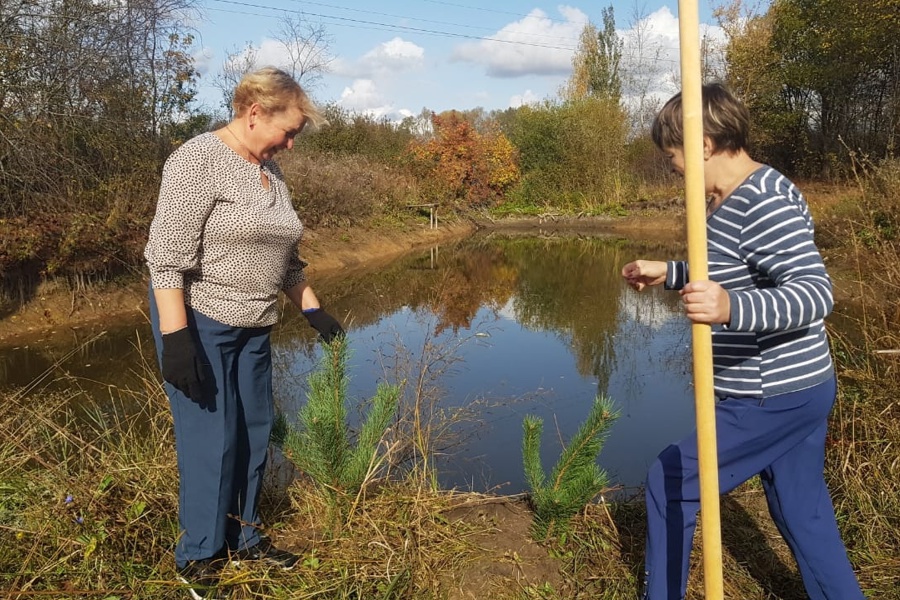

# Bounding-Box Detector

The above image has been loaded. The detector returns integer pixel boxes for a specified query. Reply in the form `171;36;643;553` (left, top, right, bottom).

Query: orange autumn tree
407;110;520;207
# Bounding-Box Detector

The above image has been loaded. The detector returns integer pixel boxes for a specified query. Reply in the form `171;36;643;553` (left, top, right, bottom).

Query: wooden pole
677;1;724;598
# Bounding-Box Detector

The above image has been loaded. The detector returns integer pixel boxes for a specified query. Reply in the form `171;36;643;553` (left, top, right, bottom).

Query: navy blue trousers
150;292;274;567
643;377;864;600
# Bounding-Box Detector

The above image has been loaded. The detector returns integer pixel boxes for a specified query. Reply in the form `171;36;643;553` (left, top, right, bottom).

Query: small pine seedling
272;337;400;519
522;394;618;541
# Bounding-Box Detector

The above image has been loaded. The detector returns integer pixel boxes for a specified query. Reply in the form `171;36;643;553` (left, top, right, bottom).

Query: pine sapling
273;337;400;519
522;394;618;541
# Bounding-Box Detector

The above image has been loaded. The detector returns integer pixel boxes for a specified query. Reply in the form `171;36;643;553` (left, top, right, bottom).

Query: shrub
406;111;520;208
503;98;634;212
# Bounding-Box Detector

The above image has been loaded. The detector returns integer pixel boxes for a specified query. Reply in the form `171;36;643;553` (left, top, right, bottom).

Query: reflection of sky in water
275;278;696;497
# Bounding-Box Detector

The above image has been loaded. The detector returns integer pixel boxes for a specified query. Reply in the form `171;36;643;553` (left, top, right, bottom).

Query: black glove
161;327;207;401
303;308;344;343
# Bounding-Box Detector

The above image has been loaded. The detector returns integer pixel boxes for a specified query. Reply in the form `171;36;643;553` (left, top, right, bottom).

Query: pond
0;230;722;497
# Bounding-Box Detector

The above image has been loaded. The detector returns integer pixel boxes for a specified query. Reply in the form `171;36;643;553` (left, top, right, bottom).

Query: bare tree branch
272;13;334;90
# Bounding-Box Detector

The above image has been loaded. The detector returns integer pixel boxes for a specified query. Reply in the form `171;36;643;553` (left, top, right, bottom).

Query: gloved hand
303;308;345;343
161;327;207;400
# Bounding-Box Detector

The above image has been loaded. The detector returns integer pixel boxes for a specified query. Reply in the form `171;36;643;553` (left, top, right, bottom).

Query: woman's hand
304;308;345;343
161;327;207;400
621;260;667;291
680;280;731;325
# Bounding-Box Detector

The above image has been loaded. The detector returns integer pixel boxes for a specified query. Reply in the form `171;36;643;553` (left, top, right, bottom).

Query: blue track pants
642;377;864;600
150;292;274;567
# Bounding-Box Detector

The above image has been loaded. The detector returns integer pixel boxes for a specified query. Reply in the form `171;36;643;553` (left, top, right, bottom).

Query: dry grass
816;160;900;596
1;164;898;599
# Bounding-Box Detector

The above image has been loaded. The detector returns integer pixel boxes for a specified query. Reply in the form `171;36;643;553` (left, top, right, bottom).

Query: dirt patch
476;212;683;240
441;497;565;599
299;219;477;273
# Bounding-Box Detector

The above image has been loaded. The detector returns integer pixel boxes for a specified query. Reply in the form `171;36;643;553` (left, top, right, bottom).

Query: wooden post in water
677;1;724;598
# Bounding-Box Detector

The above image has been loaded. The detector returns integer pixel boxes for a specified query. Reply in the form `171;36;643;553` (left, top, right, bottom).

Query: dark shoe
232;537;299;570
176;557;225;600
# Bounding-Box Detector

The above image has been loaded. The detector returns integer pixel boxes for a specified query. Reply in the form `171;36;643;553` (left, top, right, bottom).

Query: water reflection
271;232;696;495
1;231;701;495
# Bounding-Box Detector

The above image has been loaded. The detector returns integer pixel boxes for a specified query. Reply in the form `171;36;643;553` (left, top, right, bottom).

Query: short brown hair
232;66;327;129
651;82;750;153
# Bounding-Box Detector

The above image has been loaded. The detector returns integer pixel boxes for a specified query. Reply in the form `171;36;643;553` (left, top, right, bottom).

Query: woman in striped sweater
622;83;864;600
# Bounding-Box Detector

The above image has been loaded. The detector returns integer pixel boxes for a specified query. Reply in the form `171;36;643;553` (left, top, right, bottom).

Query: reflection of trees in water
614;286;691;406
483;235;686;393
495;237;628;390
619;286;681;331
291;233;687;395
298;237;518;338
0;324;153;394
4;233;690;400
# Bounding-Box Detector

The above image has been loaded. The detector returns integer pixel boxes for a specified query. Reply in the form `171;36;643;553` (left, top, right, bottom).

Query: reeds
816;156;900;596
0;321;511;598
0;358;179;596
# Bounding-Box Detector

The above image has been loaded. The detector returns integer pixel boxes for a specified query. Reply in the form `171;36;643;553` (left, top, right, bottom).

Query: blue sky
190;1;736;120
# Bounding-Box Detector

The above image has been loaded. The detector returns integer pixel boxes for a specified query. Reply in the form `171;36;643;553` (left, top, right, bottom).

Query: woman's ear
248;103;262;129
702;136;714;160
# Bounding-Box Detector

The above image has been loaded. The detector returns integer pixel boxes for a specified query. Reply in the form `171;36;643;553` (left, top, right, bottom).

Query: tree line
716;0;900;175
1;0;898;296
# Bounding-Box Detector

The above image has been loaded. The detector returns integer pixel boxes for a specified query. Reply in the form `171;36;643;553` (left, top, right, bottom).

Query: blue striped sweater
666;167;834;399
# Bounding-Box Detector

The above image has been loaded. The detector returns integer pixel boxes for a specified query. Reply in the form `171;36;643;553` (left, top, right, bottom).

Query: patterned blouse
145;132;306;328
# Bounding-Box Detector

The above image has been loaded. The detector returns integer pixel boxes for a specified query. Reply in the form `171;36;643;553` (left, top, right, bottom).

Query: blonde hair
232;66;327;129
651;82;750;153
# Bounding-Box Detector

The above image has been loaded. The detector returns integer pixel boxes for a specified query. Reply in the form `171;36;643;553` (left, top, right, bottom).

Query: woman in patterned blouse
145;67;343;599
621;83;863;600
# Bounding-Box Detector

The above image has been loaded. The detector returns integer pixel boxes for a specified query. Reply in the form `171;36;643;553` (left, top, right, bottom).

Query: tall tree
273;14;334;90
621;3;666;135
214;42;258;116
715;0;808;170
565;6;622;103
720;0;900;174
213;13;333;116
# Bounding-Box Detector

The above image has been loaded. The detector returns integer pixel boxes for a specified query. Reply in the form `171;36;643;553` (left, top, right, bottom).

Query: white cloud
194;47;215;78
256;38;291;68
451;7;587;78
332;37;425;79
362;37;424;72
327;38;428;118
339;79;385;109
337;78;401;120
509;89;540;108
328;57;353;78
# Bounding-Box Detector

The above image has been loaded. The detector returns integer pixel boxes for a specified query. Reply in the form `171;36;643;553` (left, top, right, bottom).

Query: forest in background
0;0;898;298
